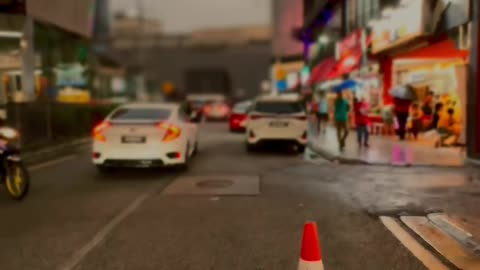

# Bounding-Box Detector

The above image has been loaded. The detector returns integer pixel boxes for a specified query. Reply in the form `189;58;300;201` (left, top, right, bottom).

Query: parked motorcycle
0;127;29;200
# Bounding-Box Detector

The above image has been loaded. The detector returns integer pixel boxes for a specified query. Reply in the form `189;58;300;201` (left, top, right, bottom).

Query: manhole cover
196;179;233;188
162;175;260;195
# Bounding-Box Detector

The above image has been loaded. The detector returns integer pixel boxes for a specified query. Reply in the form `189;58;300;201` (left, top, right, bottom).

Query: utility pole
135;0;147;101
467;0;480;161
21;15;35;101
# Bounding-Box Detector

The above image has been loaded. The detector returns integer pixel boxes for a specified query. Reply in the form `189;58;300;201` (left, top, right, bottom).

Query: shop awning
327;53;362;80
307;57;336;86
394;39;469;60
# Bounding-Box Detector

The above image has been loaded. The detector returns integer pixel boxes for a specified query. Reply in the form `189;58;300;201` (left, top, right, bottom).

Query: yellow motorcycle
0;127;29;200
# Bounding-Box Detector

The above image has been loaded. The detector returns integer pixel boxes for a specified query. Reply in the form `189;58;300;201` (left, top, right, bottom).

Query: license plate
122;136;146;143
269;121;288;127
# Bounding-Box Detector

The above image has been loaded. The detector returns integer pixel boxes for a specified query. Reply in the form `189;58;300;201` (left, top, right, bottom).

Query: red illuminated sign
338;29;363;59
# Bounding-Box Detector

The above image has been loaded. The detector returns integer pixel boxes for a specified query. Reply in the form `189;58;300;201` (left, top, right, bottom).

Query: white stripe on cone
298;258;324;270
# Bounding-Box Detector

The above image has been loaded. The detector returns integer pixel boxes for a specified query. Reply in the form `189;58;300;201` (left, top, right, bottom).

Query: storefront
392;39;469;143
368;0;471;146
351;63;383;115
0;53;43;103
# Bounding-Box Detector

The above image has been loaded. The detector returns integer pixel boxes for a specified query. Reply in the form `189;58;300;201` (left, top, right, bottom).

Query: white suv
245;95;308;152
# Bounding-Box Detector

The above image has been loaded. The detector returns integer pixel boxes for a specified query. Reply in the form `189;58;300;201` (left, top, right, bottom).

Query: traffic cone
298;222;324;270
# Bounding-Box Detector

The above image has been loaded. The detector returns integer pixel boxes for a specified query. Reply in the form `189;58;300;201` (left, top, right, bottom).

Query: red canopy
394;39;469;60
327;53;362;80
307;58;336;86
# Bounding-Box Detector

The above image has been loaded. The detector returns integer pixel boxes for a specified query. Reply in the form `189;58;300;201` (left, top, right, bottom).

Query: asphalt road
0;123;425;270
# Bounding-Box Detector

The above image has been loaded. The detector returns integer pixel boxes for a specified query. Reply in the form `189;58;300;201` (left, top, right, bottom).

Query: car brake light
92;121;110;142
220;105;230;114
158;122;182;142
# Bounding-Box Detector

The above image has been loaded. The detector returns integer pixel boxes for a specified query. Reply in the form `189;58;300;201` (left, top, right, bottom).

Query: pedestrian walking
316;91;329;135
393;97;412;140
409;103;423;139
334;92;350;151
354;97;369;148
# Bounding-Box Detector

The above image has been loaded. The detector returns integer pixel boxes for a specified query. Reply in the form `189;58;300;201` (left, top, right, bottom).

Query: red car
229;101;252;132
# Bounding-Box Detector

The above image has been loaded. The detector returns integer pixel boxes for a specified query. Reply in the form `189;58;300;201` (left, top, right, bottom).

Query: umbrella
389;86;416;100
332;79;361;93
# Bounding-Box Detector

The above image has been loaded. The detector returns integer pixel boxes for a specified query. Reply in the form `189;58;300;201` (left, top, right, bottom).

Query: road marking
58;186;156;270
380;216;449;270
30;155;77;171
401;216;480;269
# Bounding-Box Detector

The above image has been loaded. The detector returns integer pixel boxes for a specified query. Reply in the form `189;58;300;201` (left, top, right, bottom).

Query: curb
23;138;90;165
307;141;370;165
307;141;465;168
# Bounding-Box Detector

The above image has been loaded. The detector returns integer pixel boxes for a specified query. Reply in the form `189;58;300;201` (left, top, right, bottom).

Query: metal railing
2;102;116;150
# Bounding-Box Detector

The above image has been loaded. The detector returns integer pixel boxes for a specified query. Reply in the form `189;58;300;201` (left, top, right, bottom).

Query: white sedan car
92;103;198;172
245;95;308;152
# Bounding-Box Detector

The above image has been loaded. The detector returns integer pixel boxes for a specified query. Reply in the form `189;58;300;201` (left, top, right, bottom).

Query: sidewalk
23;138;90;165
308;125;465;167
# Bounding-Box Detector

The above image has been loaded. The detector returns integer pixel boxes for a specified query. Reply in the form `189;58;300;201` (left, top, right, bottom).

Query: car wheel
96;165;113;174
246;143;257;153
178;145;190;171
193;141;199;156
297;144;306;153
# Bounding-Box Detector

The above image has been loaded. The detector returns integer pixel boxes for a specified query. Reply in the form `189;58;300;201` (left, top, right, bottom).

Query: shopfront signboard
338;29;363;60
54;63;87;87
371;0;427;54
432;0;470;33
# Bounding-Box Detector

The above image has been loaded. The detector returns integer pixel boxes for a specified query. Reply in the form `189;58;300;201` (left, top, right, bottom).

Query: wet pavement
309;125;464;167
0;123;426;270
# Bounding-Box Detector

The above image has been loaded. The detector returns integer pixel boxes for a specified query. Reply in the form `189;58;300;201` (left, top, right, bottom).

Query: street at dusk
1;0;480;269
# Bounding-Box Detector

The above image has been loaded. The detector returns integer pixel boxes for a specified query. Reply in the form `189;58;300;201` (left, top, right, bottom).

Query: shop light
367;20;378;28
0;31;22;39
343;56;356;67
382;8;394;18
318;35;330;44
400;0;414;6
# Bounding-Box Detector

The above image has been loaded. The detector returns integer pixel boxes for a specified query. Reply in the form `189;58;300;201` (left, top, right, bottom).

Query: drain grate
162;175;260;195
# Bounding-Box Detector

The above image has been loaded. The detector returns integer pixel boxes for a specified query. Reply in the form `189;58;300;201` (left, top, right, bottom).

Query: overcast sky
110;0;272;33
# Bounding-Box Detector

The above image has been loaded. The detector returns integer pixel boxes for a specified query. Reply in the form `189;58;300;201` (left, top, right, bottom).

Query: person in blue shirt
334;91;350;151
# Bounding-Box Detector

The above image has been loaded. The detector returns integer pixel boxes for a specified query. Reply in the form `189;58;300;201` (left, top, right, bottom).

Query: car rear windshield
254;101;304;114
110;108;171;121
233;103;251;113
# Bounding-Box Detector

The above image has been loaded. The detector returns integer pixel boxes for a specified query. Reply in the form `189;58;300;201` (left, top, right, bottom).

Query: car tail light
158;122;182;142
220;105;230;114
204;105;212;114
167;152;182;159
92;121;110;142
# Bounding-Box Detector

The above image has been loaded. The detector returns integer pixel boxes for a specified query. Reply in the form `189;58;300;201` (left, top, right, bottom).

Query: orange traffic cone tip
300;222;322;261
298;222;324;270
